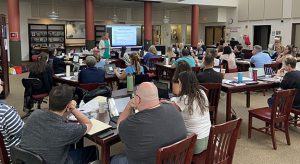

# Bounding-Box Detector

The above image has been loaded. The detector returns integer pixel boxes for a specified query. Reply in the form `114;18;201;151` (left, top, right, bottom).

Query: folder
87;119;112;136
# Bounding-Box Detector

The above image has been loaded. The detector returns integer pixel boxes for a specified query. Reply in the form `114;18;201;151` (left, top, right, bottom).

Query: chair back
148;57;164;71
79;83;106;91
271;89;296;122
192;67;202;74
11;145;46;164
264;63;279;75
200;83;222;124
205;118;242;164
135;74;150;86
156;134;197;164
221;60;238;73
0;133;9;164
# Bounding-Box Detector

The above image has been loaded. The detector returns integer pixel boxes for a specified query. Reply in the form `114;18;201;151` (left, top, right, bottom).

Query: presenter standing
99;33;111;59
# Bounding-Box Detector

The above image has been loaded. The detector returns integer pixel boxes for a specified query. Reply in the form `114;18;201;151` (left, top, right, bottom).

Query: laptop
105;64;116;75
108;95;132;123
154;81;170;99
73;55;80;63
157;51;162;56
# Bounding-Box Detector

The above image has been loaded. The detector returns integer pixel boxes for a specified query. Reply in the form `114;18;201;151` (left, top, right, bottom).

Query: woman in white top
170;71;211;154
220;46;237;70
99;33;111;59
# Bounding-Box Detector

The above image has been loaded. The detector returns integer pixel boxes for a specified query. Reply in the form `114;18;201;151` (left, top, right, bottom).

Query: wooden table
85;88;130;164
155;62;176;89
222;72;280;121
52;73;118;87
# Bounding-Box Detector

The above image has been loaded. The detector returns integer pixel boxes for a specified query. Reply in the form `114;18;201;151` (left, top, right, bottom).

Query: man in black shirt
197;53;223;83
111;82;187;164
268;57;300;108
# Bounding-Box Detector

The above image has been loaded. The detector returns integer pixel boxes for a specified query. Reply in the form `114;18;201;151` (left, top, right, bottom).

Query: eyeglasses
134;93;141;104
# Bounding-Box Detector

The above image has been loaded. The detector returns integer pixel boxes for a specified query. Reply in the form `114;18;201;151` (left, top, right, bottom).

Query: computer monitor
72;64;80;73
73;55;79;63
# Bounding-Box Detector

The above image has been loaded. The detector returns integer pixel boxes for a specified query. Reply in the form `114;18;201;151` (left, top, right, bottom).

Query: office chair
10;145;46;164
22;78;48;119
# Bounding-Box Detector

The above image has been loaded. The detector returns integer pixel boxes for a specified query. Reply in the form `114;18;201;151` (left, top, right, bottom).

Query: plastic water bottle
248;67;253;80
127;74;134;92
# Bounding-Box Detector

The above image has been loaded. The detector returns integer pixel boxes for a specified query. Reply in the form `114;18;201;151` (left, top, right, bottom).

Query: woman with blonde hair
114;53;144;80
166;46;176;58
143;45;158;67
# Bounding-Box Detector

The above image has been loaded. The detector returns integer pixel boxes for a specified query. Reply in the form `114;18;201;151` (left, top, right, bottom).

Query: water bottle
248;67;253;80
127;73;134;92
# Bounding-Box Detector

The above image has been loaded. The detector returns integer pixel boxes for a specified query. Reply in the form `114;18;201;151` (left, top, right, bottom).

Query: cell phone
97;129;114;139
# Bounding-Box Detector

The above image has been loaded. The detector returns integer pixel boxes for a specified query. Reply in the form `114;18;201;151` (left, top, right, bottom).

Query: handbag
82;86;112;103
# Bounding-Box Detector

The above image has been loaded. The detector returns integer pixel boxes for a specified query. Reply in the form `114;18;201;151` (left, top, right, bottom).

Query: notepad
87;119;112;136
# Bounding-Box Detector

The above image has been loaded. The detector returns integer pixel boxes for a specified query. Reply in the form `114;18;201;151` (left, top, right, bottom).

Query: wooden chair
192;67;202;74
192;118;242;164
79;83;107;91
22;78;48;119
156;134;197;164
199;83;222;125
289;107;300;127
264;63;280;75
221;60;238;73
0;134;10;164
248;89;296;150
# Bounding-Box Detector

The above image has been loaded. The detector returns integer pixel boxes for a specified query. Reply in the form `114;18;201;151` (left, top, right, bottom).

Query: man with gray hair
78;56;105;84
111;82;187;164
250;45;272;68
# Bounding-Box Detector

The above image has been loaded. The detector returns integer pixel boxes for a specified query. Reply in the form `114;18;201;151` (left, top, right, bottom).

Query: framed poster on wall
66;21;85;39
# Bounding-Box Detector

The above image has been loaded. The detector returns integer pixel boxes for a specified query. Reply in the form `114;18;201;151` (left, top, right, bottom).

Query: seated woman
78;56;105;84
216;45;224;57
166;46;176;59
28;52;53;95
234;44;244;59
114;53;144;88
271;45;284;60
143;45;158;67
276;45;293;68
172;60;192;95
170;71;211;154
220;46;237;70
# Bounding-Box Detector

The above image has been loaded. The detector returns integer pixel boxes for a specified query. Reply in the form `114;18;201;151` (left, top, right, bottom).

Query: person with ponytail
114;53;144;89
28;52;53;94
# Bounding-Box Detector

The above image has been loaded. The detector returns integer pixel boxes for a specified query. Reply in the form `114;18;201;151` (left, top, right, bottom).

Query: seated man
111;82;187;164
197;53;223;83
250;45;272;68
78;56;105;84
173;49;196;67
20;85;97;164
268;57;300;109
0;84;24;159
52;54;72;74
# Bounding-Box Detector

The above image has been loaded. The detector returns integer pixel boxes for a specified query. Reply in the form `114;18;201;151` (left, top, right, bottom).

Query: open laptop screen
73;55;79;63
108;96;131;117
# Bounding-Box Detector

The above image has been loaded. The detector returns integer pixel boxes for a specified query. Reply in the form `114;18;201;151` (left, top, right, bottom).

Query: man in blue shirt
250;45;272;68
173;49;196;67
78;56;105;84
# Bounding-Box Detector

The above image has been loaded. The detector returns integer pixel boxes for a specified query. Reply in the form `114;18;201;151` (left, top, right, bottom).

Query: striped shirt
0;103;24;157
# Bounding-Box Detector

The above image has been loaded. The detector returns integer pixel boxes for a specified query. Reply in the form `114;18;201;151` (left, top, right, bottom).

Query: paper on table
61;76;76;81
87;119;112;135
233;77;253;81
222;79;246;86
79;96;107;113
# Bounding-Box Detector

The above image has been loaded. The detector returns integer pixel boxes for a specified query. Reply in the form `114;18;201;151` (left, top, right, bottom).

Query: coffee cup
79;59;83;65
221;69;226;79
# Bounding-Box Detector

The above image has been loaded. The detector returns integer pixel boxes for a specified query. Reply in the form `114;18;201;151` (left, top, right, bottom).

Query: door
253;25;271;50
205;26;225;46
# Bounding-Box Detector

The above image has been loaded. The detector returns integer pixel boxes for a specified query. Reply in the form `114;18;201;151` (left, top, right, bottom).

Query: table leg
246;91;250;108
226;92;232;121
101;145;110;164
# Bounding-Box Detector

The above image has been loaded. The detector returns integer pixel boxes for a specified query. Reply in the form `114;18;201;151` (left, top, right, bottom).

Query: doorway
205;26;225;46
292;23;300;49
253;25;271;50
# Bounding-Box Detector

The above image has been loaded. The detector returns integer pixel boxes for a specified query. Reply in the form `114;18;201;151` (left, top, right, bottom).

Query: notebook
87;119;112;135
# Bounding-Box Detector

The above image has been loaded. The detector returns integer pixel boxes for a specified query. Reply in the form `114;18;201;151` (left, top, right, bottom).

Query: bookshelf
95;25;106;46
28;24;65;60
0;14;10;98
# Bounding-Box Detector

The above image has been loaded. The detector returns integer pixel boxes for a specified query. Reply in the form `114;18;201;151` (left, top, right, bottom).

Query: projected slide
111;26;137;46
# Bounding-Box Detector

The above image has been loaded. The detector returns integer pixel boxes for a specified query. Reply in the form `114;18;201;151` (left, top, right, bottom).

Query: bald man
112;82;187;164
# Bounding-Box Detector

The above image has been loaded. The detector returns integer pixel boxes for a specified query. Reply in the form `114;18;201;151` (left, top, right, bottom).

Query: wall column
7;0;21;65
85;0;95;50
191;5;199;48
144;1;152;51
